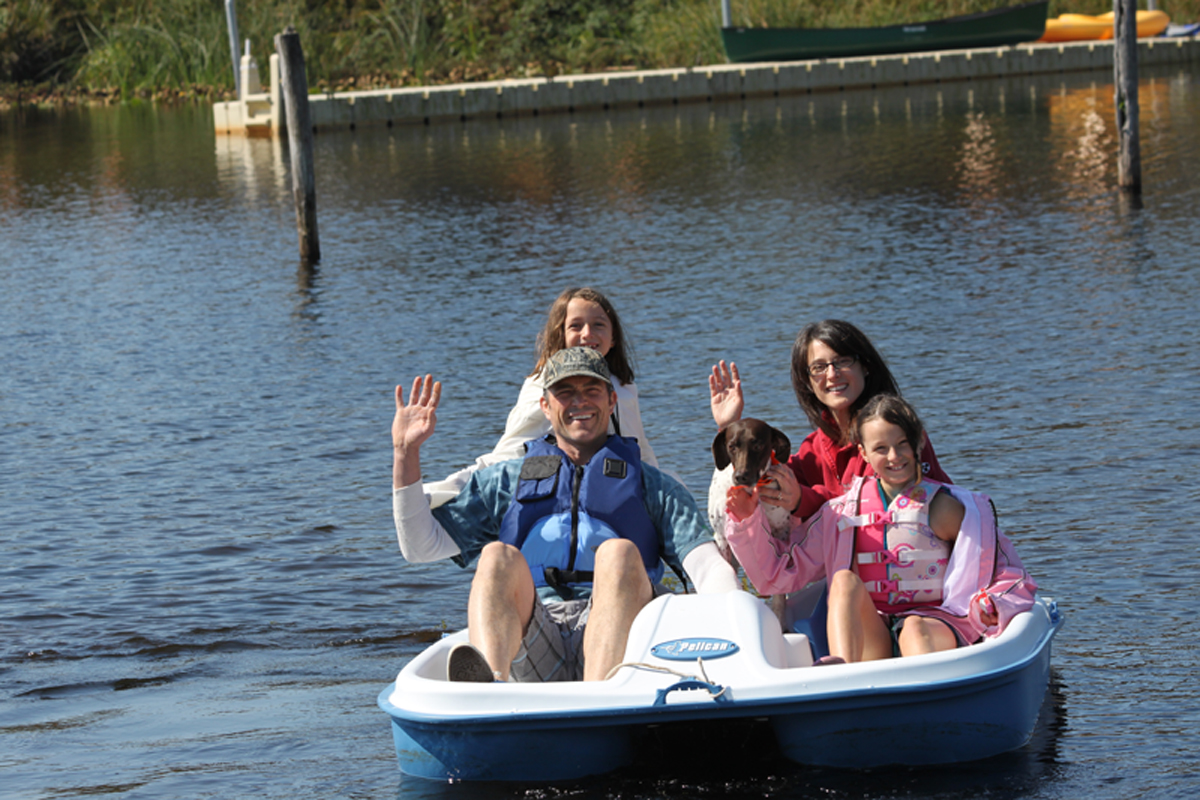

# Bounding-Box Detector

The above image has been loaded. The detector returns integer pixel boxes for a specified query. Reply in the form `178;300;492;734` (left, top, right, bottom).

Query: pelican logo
651;638;739;661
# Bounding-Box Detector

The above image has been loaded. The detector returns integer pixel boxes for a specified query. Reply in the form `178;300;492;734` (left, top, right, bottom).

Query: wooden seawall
213;36;1200;136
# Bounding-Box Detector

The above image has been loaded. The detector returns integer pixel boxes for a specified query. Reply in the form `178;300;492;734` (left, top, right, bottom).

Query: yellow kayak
1039;13;1111;42
1038;10;1169;43
1095;10;1170;39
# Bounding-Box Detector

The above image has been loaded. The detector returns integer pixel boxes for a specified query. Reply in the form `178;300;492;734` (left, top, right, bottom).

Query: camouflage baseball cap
541;347;613;389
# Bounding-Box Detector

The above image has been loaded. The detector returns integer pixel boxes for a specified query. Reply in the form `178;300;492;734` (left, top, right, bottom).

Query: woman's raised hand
709;360;744;429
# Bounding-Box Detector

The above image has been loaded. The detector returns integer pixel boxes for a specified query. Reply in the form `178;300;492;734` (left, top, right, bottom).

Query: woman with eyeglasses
709;319;950;521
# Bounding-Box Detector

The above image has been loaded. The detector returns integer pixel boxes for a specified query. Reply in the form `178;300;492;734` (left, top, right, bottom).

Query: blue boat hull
379;591;1063;781
385;709;643;781
770;637;1053;766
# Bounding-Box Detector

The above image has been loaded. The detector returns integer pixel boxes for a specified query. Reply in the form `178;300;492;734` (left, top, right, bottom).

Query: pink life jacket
829;475;1038;640
841;478;952;612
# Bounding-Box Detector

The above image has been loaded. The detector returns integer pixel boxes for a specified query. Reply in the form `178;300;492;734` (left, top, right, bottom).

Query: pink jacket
725;476;1038;641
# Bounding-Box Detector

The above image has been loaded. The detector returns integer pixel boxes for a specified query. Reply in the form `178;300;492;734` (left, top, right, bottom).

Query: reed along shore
4;0;1198;105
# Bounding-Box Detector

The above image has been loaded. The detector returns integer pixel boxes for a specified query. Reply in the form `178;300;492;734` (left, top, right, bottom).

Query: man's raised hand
392;375;442;454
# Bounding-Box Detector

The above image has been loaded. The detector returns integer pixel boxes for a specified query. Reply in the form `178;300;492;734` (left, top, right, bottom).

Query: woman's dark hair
790;319;901;444
532;287;635;385
852;394;925;459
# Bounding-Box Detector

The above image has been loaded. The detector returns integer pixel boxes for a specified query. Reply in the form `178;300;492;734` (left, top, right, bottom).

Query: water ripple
2;66;1199;799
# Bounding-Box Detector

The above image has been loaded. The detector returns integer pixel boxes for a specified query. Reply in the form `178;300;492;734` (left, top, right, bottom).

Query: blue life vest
498;435;662;598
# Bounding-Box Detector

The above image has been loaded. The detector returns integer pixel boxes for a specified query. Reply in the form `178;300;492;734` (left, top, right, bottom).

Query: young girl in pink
725;394;1037;663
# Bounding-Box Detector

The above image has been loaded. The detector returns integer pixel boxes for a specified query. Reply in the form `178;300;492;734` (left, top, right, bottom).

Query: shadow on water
294;257;321;322
1117;190;1145;214
393;670;1069;800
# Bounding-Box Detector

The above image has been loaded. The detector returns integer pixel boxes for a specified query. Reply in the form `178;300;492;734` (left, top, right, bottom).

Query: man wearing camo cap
391;346;737;683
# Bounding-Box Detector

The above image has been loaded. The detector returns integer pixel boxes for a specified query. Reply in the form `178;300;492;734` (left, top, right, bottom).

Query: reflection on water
214;132;289;205
1048;82;1115;187
2;65;1198;800
956;110;1002;202
196;69;1196;224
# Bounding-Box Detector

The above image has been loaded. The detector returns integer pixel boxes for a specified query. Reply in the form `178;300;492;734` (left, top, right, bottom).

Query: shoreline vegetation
2;0;1195;107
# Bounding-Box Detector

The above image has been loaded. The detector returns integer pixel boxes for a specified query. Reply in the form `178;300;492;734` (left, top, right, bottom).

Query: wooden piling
224;0;241;99
1113;0;1141;193
275;26;320;261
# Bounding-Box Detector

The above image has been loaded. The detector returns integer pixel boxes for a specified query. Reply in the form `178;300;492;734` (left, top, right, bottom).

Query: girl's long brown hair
532;287;635;385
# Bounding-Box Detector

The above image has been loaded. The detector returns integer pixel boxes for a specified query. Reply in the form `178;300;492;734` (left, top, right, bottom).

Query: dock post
275;26;320;262
1113;0;1141;193
225;0;241;99
269;53;283;135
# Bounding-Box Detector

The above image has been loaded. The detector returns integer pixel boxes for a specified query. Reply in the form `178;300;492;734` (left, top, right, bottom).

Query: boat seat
783;581;830;660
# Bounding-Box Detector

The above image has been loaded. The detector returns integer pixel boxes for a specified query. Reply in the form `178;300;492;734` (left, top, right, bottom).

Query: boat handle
653;678;731;706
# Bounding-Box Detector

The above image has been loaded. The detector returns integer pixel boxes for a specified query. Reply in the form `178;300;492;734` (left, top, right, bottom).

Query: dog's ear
712;428;731;470
770;427;792;464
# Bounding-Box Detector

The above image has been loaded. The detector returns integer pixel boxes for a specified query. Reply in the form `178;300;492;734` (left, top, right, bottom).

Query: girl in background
425;287;657;508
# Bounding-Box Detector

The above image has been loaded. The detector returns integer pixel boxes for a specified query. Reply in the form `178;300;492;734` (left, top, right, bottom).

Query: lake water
2;63;1199;800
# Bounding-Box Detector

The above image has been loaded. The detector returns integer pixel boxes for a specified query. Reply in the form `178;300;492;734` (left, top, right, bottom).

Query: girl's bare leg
897;615;958;657
826;569;892;662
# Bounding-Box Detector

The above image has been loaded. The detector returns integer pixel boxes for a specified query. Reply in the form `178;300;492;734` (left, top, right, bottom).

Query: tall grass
3;0;1199;98
1;0;86;84
73;1;231;95
631;0;726;68
357;0;444;80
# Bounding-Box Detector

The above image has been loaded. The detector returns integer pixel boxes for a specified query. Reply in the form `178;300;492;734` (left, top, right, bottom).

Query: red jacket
787;422;951;520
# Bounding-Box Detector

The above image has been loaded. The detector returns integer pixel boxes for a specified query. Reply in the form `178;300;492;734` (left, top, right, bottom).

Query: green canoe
721;1;1049;63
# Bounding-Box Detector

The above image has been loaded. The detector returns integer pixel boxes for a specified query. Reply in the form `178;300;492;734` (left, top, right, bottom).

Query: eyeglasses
807;355;857;377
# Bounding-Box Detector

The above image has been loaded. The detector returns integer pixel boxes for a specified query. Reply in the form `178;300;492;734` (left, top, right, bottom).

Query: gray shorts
510;596;591;682
510;584;672;683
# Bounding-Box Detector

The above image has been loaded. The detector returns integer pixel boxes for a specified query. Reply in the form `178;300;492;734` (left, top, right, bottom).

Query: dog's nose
733;470;755;486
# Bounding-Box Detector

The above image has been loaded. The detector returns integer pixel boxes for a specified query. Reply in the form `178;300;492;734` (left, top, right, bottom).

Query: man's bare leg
582;539;654;681
466;542;536;681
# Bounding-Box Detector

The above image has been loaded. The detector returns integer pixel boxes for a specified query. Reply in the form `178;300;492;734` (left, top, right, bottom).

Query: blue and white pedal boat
378;585;1062;781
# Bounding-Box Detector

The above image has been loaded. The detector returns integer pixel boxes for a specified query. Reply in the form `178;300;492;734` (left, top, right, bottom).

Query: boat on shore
378;583;1063;781
1038;9;1171;42
720;1;1049;63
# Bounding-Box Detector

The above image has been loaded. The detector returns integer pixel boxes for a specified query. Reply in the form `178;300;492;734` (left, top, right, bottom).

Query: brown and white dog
707;418;794;626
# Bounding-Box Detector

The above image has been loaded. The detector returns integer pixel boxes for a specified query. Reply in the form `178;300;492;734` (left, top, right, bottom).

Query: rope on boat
603;657;728;700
